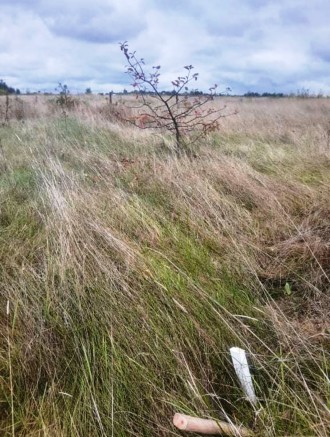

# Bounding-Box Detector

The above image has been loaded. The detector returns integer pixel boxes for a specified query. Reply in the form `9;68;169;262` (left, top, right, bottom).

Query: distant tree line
99;87;231;97
243;88;326;98
1;78;327;99
0;80;21;95
100;89;326;98
243;91;285;98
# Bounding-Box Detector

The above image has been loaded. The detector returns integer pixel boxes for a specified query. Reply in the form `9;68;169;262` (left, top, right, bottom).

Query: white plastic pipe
230;347;257;406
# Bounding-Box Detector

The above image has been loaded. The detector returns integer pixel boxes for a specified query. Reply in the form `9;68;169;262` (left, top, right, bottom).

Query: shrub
120;42;233;154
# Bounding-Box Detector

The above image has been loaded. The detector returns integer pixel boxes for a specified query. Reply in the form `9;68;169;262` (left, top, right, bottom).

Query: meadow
0;94;329;436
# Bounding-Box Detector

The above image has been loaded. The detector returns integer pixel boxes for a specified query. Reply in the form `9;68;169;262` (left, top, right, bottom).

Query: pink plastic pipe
173;413;251;436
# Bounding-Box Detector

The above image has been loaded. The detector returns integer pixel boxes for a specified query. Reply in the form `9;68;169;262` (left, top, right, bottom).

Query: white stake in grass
230;347;257;406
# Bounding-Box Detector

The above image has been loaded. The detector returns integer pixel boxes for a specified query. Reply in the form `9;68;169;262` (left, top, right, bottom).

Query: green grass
0;100;329;436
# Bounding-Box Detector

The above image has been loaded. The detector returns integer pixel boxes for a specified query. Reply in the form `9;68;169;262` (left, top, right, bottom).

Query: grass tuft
0;95;329;435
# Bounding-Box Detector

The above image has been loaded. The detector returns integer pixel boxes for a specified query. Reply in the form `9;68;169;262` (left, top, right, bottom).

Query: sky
1;0;330;95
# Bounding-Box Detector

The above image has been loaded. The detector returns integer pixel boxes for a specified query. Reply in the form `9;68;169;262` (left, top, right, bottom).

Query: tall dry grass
0;95;329;435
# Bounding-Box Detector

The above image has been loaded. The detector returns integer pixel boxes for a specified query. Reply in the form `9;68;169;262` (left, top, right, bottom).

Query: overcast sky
1;0;329;95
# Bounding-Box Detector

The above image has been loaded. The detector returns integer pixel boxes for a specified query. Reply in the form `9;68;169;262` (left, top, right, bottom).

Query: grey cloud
206;19;253;38
0;0;40;5
41;3;147;43
254;76;278;89
279;7;309;26
312;43;330;63
318;50;330;63
46;19;142;44
248;29;266;41
245;0;271;7
3;0;148;44
1;0;330;95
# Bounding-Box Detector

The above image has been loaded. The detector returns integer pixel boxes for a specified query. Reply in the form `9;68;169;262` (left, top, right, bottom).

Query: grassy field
0;95;329;436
